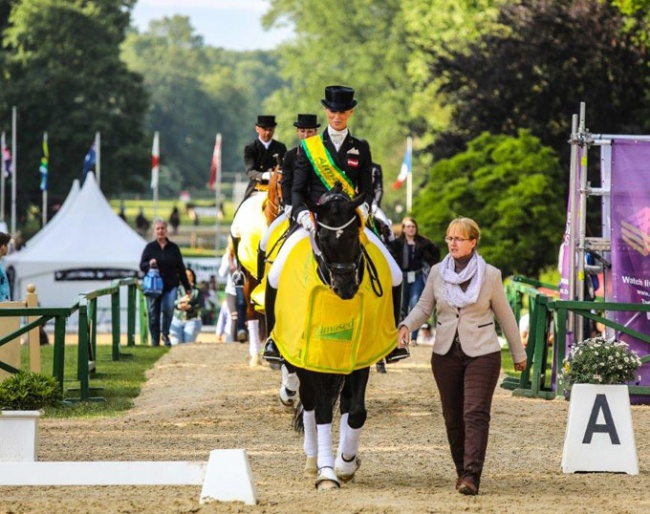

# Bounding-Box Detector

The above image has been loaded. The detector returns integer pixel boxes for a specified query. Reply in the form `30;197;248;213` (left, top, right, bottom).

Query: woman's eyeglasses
445;236;469;243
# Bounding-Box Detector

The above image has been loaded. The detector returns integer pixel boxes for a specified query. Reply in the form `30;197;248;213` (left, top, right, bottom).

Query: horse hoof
237;329;248;342
335;454;361;483
279;387;298;407
304;456;318;477
249;355;262;368
315;467;340;490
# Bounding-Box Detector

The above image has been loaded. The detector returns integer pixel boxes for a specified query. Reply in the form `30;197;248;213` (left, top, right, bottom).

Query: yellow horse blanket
271;234;398;373
230;193;268;275
251;214;290;312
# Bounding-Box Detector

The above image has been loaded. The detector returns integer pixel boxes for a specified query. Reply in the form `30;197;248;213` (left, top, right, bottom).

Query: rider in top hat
281;113;321;219
291;85;374;232
242;115;287;202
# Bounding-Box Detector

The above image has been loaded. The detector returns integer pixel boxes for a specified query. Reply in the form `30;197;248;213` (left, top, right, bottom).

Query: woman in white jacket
398;217;526;496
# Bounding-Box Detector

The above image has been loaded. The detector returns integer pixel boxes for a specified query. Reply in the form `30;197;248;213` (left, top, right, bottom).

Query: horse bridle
314;214;364;284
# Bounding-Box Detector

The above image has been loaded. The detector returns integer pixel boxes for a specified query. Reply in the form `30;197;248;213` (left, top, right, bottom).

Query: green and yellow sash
302;135;355;197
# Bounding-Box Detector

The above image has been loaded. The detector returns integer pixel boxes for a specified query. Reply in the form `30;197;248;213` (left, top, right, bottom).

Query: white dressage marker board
0;449;257;506
562;384;638;475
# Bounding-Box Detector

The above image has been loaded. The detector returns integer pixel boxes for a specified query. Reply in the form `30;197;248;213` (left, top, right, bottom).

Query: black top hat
321;85;358;111
256;115;277;128
293;114;320;128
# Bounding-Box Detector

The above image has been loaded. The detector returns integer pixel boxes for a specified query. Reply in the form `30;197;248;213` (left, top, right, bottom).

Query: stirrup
232;269;245;287
263;337;283;362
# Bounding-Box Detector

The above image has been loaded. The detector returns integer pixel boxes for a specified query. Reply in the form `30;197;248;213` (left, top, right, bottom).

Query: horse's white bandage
340;426;361;460
247;320;260;357
317;424;334;469
303;410;317;457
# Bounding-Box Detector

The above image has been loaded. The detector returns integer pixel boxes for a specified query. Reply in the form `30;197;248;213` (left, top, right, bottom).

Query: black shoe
163;335;172;347
376;362;387;374
385;346;410;363
263;337;283;362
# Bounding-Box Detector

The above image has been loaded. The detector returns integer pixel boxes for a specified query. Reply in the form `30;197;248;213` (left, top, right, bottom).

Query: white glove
284;204;292;218
297;210;315;232
261;171;272;181
358;202;370;222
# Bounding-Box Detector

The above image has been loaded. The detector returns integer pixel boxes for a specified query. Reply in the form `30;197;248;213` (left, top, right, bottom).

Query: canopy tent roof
5;173;146;306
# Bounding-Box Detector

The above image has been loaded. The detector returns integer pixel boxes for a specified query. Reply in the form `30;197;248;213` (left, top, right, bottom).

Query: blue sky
131;0;294;51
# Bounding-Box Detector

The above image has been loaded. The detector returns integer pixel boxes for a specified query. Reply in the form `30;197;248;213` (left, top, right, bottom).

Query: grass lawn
21;343;168;419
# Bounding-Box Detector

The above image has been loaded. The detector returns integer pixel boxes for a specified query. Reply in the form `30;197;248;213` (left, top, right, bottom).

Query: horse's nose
333;285;358;300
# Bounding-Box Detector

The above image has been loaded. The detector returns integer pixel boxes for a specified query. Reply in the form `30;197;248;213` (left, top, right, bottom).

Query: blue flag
83;142;96;179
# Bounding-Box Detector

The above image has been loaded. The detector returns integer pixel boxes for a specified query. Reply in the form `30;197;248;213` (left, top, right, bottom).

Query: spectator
118;201;127;222
169;206;181;235
135;208;150;237
389;216;441;340
170;268;203;344
139;219;191;347
0;232;11;301
416;322;434;346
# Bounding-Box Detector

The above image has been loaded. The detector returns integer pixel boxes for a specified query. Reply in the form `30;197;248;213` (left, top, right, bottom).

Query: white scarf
441;252;486;309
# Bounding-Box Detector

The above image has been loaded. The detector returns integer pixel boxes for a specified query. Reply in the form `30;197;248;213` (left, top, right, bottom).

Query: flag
2;143;11;180
39;132;49;192
208;133;222;190
151;131;159;190
82;141;96;179
391;137;412;190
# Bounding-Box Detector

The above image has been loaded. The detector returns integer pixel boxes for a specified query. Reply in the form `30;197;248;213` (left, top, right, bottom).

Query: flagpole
1;132;5;222
95;131;101;188
11;106;17;236
214;133;222;255
406;136;413;213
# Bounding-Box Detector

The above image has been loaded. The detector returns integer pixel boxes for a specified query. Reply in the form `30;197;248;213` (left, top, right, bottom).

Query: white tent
23;178;80;249
5;173;146;309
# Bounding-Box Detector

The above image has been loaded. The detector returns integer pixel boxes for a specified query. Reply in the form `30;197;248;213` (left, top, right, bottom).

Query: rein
316;215;357;239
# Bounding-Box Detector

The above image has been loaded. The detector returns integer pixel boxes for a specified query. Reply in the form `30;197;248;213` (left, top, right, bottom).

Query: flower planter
561;384;638;474
0;410;41;462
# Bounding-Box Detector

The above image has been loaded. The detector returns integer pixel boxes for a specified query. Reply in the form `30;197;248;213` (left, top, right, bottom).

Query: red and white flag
209;133;222;190
151;131;160;190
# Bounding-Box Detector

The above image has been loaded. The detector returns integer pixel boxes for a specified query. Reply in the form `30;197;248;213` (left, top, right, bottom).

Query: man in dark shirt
242;115;287;202
281;113;321;219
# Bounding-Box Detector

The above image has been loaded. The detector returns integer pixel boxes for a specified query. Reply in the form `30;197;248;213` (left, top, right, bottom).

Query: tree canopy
0;0;148;205
412;130;565;276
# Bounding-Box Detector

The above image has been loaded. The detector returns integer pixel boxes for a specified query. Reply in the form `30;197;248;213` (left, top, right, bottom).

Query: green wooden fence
0;278;149;402
502;276;650;400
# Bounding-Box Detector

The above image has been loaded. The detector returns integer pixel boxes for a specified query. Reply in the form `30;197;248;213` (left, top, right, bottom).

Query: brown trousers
431;339;501;489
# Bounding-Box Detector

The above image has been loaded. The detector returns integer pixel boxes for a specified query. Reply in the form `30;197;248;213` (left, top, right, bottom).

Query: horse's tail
293;400;305;433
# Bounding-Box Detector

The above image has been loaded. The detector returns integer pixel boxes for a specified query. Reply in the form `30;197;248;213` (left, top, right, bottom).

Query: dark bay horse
266;183;402;489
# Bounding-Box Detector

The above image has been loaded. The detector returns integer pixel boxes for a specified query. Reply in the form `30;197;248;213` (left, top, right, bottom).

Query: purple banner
611;139;650;399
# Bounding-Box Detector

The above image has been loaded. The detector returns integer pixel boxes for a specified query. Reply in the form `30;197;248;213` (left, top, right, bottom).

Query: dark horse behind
265;182;403;489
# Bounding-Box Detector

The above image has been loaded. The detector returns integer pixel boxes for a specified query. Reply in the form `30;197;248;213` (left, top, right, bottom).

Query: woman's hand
397;325;410;348
514;359;527;372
